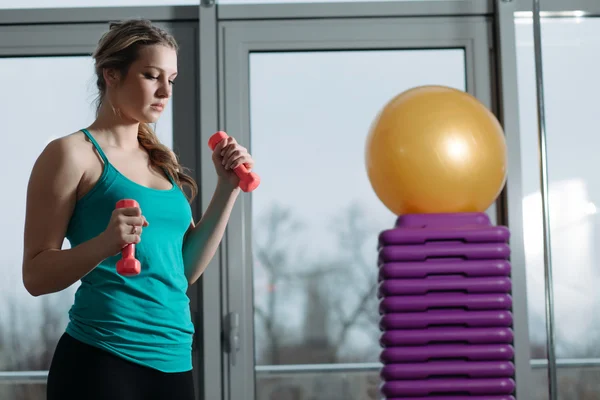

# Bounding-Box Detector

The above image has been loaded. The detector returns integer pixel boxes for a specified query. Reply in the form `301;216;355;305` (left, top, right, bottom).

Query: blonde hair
92;18;198;201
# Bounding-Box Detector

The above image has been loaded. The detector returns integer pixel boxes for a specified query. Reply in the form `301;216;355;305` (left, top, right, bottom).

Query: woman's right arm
22;137;145;297
22;138;109;296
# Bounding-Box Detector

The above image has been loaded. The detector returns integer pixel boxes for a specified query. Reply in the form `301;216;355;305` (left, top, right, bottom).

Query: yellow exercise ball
365;85;507;215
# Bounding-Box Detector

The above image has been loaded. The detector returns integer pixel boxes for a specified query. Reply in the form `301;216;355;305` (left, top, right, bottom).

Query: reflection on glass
249;49;466;399
0;56;173;375
516;15;600;399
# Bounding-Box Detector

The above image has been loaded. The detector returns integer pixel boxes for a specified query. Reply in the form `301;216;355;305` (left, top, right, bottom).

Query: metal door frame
202;2;532;399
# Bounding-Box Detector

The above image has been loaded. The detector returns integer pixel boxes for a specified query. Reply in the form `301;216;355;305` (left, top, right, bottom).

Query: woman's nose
157;81;172;98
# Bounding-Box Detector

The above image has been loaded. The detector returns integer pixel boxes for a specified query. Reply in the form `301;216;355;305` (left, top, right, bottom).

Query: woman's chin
140;113;161;124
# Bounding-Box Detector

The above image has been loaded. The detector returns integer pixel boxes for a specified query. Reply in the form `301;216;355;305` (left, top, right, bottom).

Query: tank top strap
81;128;109;165
164;168;177;185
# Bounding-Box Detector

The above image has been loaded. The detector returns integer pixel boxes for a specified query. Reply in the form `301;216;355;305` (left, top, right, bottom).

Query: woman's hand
99;206;149;256
211;136;255;188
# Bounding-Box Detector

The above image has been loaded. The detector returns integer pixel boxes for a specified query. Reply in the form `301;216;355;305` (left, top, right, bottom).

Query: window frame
0;11;203;400
211;3;531;398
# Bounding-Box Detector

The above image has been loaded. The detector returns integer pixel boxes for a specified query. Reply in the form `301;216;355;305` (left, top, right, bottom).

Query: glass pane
0;56;173;372
250;49;466;399
530;364;600;399
515;15;600;398
557;366;600;398
257;368;379;399
0;383;47;400
514;16;550;364
0;0;197;9
531;364;550;400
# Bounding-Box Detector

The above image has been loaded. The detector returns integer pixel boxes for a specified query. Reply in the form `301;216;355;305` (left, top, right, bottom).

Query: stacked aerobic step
377;212;516;400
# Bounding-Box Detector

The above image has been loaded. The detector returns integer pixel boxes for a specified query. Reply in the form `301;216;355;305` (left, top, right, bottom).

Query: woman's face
110;44;178;124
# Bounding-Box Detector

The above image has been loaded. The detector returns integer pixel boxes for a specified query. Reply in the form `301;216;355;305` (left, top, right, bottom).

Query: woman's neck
87;103;140;150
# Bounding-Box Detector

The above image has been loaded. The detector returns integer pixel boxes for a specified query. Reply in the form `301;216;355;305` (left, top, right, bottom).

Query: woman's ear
102;68;121;88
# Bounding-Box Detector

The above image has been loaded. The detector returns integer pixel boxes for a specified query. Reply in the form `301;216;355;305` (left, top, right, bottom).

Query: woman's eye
145;74;158;80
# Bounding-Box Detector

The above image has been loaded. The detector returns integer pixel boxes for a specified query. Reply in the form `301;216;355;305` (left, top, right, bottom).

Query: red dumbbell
115;199;141;276
208;131;260;192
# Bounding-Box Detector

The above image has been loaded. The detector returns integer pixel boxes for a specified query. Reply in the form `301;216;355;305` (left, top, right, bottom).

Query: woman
22;19;253;400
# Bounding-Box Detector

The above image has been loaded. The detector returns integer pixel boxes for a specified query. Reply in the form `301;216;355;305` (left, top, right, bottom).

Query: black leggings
47;333;195;400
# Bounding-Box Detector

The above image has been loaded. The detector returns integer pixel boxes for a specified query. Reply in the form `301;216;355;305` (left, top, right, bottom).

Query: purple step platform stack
377;213;515;400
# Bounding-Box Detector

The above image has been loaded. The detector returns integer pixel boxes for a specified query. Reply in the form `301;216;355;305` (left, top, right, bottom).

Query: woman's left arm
182;136;255;285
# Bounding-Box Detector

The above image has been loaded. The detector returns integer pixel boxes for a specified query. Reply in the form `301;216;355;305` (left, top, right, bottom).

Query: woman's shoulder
33;130;94;177
50;130;88;150
42;130;92;162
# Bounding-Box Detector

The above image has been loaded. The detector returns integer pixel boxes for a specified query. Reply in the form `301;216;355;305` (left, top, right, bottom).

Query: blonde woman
22;19;254;400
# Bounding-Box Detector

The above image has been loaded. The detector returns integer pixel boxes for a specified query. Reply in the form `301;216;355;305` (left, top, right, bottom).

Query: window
515;15;600;398
0;55;173;396
249;49;467;398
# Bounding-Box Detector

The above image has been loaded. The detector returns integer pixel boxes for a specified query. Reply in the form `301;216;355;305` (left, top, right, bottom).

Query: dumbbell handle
208;131;260;192
115;199;141;276
121;239;135;259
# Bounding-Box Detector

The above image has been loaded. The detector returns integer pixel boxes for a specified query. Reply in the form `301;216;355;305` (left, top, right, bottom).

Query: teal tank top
64;129;194;373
